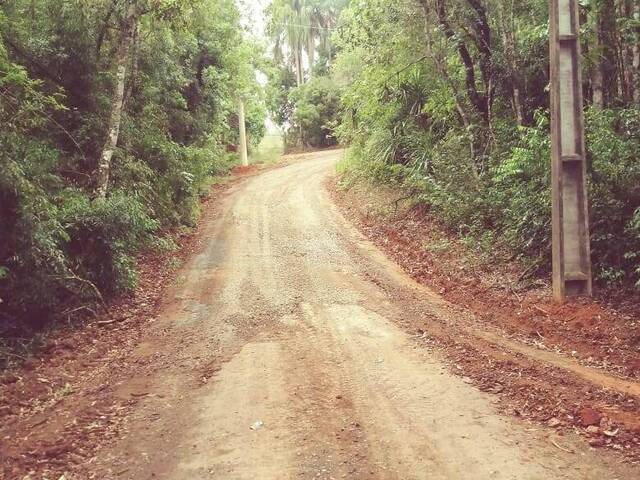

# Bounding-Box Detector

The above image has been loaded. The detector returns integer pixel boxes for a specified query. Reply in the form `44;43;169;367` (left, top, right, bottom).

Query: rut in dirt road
90;151;640;480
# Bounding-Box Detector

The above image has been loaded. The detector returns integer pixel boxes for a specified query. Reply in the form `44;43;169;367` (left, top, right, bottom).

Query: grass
249;133;284;166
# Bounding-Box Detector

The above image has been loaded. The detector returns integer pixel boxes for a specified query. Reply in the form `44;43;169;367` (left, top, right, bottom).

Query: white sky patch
238;0;269;40
237;1;281;134
237;0;269;86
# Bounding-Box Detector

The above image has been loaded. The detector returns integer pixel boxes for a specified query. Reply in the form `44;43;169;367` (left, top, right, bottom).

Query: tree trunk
634;1;640;103
498;1;524;125
621;1;632;102
427;0;489;124
591;6;604;109
95;4;136;198
465;0;494;122
293;38;304;142
598;0;618;106
294;39;303;86
307;35;315;79
123;22;140;108
416;0;478;162
238;99;249;167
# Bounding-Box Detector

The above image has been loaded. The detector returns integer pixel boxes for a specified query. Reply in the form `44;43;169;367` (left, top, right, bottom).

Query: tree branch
0;33;67;90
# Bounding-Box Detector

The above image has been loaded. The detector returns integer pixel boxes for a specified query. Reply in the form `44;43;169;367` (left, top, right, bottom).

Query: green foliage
266;0;347;149
266;69;341;150
0;0;267;333
249;133;285;165
289;76;341;147
266;66;297;127
489;114;552;265
62;191;158;295
332;0;640;288
586;108;640;285
1;32;69;325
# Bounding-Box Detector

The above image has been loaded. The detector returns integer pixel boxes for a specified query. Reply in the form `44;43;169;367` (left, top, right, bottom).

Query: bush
490;114;552;266
586;108;640;285
289;77;341;148
1;0;267;338
0;185;158;331
341;105;640;287
113;135;232;228
62;190;158;296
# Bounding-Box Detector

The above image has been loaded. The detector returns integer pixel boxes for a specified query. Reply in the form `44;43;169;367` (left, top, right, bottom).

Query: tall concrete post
549;0;593;301
238;98;249;167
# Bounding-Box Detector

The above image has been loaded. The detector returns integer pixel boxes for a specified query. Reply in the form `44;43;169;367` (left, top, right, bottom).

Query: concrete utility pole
238;98;249;167
549;0;593;301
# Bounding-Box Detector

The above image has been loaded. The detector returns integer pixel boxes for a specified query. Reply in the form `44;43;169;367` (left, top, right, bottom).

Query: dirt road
90;150;639;479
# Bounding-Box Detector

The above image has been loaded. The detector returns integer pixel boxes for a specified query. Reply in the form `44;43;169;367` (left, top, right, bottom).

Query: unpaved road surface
89;151;639;479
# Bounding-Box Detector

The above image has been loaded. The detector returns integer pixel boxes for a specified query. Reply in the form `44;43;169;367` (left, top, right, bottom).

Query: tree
268;0;306;86
289;76;341;147
267;0;345;85
0;0;267;330
95;0;138;198
331;0;640;288
266;0;346;148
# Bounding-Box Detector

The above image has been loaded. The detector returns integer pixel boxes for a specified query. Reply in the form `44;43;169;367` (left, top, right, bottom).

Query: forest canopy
266;0;640;289
0;0;266;334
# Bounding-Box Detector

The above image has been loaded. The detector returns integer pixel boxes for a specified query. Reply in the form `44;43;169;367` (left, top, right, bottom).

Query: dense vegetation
0;0;266;336
2;0;640;341
267;0;640;287
266;0;346;148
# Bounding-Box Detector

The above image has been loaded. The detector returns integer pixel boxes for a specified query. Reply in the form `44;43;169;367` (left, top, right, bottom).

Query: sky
238;0;271;81
238;0;270;40
237;0;280;133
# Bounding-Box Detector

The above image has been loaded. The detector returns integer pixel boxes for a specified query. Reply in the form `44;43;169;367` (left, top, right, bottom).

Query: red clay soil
0;177;245;479
231;164;259;176
1;166;639;478
330;178;640;461
331;181;640;379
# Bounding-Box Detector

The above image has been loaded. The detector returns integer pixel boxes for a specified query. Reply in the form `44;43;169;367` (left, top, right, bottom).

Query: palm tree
301;0;344;78
268;0;306;86
267;0;344;84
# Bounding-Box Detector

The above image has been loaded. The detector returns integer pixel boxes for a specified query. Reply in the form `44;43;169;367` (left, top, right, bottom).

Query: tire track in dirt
328;168;640;459
78;151;640;479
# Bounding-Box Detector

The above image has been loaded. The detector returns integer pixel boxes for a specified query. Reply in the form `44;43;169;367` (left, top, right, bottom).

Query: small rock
250;420;264;431
58;339;75;350
578;406;601;427
22;358;37;370
0;405;16;416
44;443;71;458
0;373;19;385
547;418;561;428
588;438;605;448
585;425;600;435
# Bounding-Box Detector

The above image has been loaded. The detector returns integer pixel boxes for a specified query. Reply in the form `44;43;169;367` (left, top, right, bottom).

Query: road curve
91;150;639;479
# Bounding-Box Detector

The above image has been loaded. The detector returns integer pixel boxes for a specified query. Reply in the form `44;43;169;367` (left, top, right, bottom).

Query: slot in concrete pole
238;98;249;167
549;0;593;301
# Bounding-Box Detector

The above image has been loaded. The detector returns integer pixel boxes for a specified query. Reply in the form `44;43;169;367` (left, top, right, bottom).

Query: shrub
341;105;640;287
586;108;640;285
289;77;341;148
61;190;159;296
